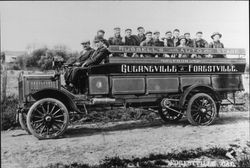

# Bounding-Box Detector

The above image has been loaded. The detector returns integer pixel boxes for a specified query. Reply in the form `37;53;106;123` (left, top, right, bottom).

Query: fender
31;88;80;113
179;84;221;108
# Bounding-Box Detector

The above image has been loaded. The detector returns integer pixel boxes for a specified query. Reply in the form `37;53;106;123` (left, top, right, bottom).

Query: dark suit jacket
108;36;123;45
165;38;174;47
153;39;164;47
78;48;95;65
66;47;95;66
84;46;110;66
186;39;194;47
137;34;146;43
124;35;140;46
193;38;208;48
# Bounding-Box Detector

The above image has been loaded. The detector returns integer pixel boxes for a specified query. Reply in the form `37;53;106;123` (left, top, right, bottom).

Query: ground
1;112;249;168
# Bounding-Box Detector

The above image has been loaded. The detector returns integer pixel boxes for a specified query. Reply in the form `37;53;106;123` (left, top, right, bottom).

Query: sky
0;1;249;57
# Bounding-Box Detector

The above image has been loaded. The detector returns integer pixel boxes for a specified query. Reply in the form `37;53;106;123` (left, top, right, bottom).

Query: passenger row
82;27;225;59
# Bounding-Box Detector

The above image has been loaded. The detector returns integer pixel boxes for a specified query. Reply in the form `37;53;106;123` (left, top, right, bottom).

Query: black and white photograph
0;1;249;168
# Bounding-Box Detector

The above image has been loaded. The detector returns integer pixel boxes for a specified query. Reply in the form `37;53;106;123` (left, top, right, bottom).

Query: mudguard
179;84;221;108
31;88;80;113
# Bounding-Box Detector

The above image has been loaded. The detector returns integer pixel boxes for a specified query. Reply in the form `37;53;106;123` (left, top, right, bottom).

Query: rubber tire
19;113;31;134
158;107;183;123
187;93;217;126
27;98;69;140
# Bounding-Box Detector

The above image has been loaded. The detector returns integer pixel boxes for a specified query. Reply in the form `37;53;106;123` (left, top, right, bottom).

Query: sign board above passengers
108;45;246;55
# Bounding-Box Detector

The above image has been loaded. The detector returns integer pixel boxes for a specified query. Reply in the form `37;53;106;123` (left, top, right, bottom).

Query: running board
221;99;245;106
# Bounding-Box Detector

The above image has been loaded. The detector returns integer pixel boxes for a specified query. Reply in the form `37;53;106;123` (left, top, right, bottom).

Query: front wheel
186;93;217;126
27;98;69;140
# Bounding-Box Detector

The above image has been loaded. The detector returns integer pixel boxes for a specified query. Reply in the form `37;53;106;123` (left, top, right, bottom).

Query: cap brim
211;34;222;39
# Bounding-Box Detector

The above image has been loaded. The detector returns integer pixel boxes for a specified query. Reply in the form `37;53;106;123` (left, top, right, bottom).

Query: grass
236;155;250;167
1;95;19;130
42;147;250;168
221;92;249;112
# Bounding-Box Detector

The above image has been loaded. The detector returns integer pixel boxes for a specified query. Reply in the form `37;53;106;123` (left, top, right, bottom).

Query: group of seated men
107;27;225;58
64;27;225;91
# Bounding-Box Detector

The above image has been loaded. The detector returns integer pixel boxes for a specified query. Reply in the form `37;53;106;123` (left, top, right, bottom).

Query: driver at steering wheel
64;40;95;86
65;36;110;93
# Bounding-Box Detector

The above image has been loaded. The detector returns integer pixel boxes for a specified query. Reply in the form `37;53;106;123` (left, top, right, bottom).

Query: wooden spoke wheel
158;106;183;122
19;112;31;134
27;98;69;140
187;93;217;126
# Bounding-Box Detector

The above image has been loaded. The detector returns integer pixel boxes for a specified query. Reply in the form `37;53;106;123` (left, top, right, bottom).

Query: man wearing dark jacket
184;33;194;47
108;27;123;45
172;29;180;47
162;31;174;57
64;40;95;85
82;37;110;67
153;31;164;57
163;31;174;47
96;29;110;48
209;32;225;58
193;32;208;48
153;31;164;47
192;31;208;58
67;36;110;92
122;28;140;57
140;31;155;57
108;27;124;57
136;26;146;44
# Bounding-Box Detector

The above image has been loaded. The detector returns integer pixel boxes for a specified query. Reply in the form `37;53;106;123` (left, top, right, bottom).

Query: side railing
108;45;246;58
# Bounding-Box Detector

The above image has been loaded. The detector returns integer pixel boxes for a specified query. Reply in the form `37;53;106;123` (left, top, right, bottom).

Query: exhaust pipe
91;98;116;104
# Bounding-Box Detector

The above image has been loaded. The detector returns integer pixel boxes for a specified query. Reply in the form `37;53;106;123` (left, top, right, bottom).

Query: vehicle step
221;102;245;106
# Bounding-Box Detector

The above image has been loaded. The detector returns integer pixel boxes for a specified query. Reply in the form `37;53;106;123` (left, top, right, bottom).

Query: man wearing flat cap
184;33;194;47
172;29;180;47
122;28;140;57
193;31;208;48
209;32;225;58
64;39;95;87
140;31;155;57
162;31;174;57
193;31;209;58
153;31;164;47
108;27;123;46
123;28;140;46
83;36;111;67
108;27;124;57
136;26;146;44
68;36;111;93
96;29;110;48
140;31;154;46
153;31;164;57
162;31;174;47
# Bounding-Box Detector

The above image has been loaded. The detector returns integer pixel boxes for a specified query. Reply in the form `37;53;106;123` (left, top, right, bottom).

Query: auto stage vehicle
17;46;246;139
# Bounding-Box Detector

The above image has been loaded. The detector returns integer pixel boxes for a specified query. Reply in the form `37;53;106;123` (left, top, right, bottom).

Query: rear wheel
19;112;31;134
27;98;69;140
187;93;217;126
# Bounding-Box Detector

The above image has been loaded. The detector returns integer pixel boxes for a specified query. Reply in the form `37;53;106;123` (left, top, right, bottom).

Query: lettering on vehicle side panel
121;64;238;73
108;46;246;55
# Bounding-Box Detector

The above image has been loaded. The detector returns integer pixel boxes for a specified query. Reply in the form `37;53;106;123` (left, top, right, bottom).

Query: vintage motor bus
17;46;246;139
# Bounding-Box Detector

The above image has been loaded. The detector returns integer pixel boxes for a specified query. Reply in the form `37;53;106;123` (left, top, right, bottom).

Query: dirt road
1;112;250;168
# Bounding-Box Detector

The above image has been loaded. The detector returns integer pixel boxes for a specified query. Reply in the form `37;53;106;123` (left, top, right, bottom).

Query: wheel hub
200;108;206;113
45;115;52;122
